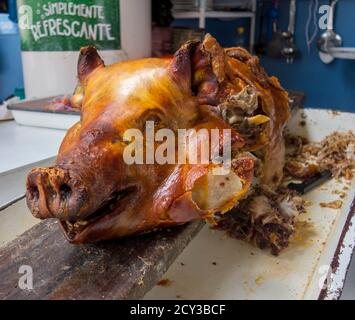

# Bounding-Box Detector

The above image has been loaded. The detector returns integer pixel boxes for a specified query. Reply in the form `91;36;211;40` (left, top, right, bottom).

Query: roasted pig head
26;34;289;244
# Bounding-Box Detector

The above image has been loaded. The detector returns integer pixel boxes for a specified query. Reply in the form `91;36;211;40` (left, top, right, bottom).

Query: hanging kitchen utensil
265;0;285;58
281;0;298;64
266;0;298;63
317;0;342;64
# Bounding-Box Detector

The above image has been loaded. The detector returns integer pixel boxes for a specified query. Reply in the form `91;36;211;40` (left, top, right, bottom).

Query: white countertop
0;120;66;205
0;120;66;174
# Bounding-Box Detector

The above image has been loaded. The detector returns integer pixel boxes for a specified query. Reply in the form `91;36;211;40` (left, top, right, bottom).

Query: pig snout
26;167;89;222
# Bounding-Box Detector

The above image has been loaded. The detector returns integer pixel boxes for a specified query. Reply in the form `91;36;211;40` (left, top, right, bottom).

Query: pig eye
145;115;163;126
140;110;167;130
111;136;126;144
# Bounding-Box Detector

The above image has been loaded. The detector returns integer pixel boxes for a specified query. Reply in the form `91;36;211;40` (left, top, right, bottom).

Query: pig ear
77;46;105;85
191;34;226;106
169;34;222;106
168;40;199;92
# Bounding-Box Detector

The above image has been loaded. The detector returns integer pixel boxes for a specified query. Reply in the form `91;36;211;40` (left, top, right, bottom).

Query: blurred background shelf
173;10;255;19
172;0;256;52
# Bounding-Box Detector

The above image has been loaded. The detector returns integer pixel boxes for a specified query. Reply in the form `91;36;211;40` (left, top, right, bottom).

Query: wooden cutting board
0;217;204;300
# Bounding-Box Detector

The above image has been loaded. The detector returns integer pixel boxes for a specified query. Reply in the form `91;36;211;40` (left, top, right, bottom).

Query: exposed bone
227;86;258;114
192;170;243;211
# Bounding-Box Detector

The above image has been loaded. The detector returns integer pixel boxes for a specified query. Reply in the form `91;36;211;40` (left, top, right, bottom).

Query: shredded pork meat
216;130;354;255
215;186;305;255
285;131;355;180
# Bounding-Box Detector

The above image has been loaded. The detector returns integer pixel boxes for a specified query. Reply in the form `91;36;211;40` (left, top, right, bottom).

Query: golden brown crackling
26;34;289;243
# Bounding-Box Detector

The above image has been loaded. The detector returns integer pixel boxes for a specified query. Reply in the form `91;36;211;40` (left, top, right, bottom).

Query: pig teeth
65;221;72;229
66;220;88;234
73;220;89;229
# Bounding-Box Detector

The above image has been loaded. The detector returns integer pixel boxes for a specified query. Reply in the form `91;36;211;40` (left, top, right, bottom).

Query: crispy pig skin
26;34;289;244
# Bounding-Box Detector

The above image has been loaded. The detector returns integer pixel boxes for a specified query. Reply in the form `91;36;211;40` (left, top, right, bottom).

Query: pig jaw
57;161;254;244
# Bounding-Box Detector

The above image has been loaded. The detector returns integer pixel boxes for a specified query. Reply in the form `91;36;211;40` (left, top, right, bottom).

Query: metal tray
7;96;80;130
145;108;355;300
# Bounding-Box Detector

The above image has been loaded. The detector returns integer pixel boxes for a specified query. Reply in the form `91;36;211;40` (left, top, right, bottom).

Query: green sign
17;0;121;51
